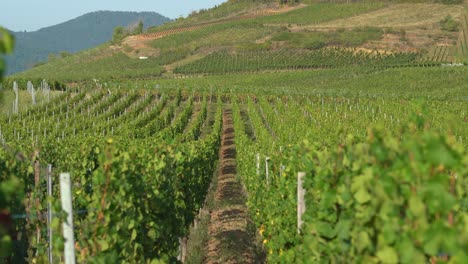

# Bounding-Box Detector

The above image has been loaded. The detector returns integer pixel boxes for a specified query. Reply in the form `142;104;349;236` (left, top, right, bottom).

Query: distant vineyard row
175;48;449;75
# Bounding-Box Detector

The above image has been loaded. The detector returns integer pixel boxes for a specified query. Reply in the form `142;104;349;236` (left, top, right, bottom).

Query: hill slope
5;11;171;75
8;0;468;82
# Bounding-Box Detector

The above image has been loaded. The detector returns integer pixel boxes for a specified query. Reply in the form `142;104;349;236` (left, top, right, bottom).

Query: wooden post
33;151;41;248
177;237;187;262
60;173;76;264
47;165;53;264
256;153;260;176
297;172;306;233
265;157;270;185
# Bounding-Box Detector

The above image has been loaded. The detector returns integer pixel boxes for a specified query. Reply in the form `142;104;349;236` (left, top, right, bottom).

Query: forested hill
5;11;171;75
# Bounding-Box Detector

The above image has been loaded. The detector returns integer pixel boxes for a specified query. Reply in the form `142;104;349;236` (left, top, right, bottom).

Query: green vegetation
134;21;144;35
147;0;272;32
0;27;19;259
150;21;277;64
2;0;468;262
0;90;224;262
1;85;466;262
158;67;468;98
12;52;165;81
437;0;464;4
232;94;467;263
0;28;14;80
113;21;145;44
0;89;59;113
6;11;170;75
174;48;439;75
10;0;468;81
112;26;126;44
457;7;468;62
271;27;384;49
256;2;385;25
440;15;460;31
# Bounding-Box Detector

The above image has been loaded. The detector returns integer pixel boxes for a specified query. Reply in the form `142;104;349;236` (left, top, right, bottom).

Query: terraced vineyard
174;48;442;75
0;87;467;263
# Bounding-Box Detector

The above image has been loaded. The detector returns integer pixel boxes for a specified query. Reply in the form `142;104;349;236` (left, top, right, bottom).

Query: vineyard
174;48;443;75
0;86;466;262
10;1;467;83
1;0;468;263
0;89;223;262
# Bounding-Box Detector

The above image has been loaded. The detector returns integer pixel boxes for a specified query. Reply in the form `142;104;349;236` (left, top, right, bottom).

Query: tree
112;26;125;44
134;21;144;35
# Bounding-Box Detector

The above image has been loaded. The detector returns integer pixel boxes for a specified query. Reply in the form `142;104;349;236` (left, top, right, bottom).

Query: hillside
5;11;171;75
1;1;468;263
7;0;468;82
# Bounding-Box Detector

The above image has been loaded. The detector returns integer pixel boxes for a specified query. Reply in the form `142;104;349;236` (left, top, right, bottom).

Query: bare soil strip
204;108;260;264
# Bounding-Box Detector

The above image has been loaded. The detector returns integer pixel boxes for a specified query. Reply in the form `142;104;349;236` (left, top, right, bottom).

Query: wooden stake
60;173;76;264
297;172;306;233
256;153;260;176
47;165;53;264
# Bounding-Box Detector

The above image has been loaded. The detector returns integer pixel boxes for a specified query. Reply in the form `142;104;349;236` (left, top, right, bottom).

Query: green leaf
409;196;425;217
0;235;12;257
354;231;371;252
426;140;457;167
98;239;109;251
354;188;371;204
396;237;414;264
0;28;15;54
316;221;335;239
376;246;399;264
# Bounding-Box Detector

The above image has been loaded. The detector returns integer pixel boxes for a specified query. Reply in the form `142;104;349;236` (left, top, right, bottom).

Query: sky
0;0;227;32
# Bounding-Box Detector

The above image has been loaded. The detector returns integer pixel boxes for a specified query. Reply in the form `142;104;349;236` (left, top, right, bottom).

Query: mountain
5;11;171;75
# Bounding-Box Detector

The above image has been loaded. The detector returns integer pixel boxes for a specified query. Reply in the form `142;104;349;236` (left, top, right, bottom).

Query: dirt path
204;108;260;264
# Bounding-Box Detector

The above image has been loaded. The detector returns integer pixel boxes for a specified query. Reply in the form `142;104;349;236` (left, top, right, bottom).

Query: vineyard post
60;173;76;264
256;153;260;175
265;157;270;186
13;81;19;114
34;150;41;247
297;172;306;233
178;237;187;262
47;164;53;264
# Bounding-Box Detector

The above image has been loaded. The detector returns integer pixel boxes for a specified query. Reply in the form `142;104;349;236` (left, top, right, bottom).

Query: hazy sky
0;0;227;32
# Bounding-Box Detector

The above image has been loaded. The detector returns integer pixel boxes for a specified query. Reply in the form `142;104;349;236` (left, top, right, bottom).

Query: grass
310;3;465;28
12;52;165;81
271;27;384;49
255;2;386;25
147;0;272;32
440;15;461;31
151;21;278;54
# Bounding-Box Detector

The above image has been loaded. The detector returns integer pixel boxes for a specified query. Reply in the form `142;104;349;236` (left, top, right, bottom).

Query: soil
204;108;261;264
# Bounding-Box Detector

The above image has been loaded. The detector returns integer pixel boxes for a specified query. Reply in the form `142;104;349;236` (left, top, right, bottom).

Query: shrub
440;15;460;32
